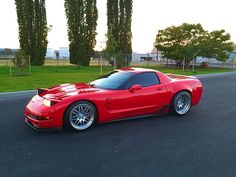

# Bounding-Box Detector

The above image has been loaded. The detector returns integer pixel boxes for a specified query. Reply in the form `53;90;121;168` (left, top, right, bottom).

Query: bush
12;50;29;67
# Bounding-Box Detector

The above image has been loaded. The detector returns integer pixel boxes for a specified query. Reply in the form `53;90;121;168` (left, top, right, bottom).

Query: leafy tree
201;30;234;62
15;0;48;65
65;0;98;66
154;23;206;67
107;0;119;42
104;29;119;62
154;23;234;69
106;0;133;68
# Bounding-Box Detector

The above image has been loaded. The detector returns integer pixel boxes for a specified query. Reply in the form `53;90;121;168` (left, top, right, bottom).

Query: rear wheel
64;101;97;131
170;91;192;116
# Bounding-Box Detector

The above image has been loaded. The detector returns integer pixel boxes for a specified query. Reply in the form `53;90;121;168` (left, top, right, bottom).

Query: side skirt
101;105;169;124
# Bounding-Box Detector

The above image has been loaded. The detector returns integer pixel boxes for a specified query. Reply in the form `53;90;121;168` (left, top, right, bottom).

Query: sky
0;0;235;53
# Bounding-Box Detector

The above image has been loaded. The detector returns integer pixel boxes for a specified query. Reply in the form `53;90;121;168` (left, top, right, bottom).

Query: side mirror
129;84;142;92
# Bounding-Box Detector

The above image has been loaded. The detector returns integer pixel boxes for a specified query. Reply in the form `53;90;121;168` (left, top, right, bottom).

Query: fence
0;56;31;76
2;54;234;77
0;55;177;70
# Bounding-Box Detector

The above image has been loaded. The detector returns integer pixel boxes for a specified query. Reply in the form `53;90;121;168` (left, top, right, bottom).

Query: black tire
170;91;192;116
64;101;97;131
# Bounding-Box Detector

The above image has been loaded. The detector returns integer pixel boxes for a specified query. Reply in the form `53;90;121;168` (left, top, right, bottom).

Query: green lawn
0;65;233;92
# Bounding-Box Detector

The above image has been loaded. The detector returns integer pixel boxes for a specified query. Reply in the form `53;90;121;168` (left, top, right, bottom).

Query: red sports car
25;67;202;131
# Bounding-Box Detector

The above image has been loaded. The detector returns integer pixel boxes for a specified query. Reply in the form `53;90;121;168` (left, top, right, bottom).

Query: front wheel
170;91;192;116
64;101;97;131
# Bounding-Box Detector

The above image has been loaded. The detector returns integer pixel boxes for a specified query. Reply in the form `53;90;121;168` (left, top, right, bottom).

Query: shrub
12;50;29;67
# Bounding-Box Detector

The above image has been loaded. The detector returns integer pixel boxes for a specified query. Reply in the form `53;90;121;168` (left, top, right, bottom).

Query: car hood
38;83;101;100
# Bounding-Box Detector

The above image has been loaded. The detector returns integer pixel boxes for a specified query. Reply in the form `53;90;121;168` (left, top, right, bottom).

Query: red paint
24;68;203;129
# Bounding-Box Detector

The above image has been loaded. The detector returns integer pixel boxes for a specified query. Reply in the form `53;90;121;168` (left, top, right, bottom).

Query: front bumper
24;95;63;130
24;118;61;131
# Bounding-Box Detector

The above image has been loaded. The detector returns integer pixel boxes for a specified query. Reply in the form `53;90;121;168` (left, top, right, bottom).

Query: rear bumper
191;83;203;106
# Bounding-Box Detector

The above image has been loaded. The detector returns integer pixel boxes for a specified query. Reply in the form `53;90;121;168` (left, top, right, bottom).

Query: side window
126;72;160;88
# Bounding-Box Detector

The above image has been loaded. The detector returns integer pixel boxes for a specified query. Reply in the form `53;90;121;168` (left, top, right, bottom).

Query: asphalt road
0;72;236;177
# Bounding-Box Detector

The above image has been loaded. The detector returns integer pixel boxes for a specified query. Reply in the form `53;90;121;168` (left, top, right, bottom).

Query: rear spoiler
37;88;49;96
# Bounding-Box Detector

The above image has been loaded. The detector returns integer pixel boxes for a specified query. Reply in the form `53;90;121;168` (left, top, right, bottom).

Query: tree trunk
192;58;195;71
182;58;185;71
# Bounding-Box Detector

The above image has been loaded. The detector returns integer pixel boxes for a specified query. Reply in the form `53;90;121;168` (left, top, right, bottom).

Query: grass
0;66;112;92
0;65;233;92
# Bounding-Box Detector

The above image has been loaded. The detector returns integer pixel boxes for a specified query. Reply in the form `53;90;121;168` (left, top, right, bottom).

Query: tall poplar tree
15;0;48;65
107;0;133;67
65;0;98;66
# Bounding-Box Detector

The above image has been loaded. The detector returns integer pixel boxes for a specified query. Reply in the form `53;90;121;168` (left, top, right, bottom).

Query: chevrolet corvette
25;67;202;131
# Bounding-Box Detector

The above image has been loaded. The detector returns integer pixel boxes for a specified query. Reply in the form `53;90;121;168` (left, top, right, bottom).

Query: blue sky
0;0;235;53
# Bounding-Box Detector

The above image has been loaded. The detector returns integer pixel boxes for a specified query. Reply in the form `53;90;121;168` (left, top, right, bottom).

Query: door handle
157;87;163;91
105;98;112;101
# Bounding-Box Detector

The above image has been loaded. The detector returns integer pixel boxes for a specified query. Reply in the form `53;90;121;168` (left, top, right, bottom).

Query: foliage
104;29;119;61
106;0;133;67
201;30;234;62
155;23;206;65
12;49;29;67
65;0;98;66
15;0;48;66
154;23;234;67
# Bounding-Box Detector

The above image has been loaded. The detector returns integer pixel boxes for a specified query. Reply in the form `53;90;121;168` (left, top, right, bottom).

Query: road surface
0;72;236;177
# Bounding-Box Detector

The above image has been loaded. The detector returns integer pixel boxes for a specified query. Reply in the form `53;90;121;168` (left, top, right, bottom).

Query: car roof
117;67;158;73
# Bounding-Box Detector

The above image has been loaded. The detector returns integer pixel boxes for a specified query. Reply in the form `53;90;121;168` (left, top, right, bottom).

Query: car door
110;88;141;119
122;72;167;116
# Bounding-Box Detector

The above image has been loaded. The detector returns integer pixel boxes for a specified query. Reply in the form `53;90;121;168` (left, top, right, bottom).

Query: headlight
43;99;52;107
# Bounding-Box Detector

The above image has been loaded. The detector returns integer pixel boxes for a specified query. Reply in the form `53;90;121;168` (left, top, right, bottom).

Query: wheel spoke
85;117;90;122
85;112;91;116
71;116;77;121
74;119;80;125
83;106;88;112
174;93;191;115
69;103;95;130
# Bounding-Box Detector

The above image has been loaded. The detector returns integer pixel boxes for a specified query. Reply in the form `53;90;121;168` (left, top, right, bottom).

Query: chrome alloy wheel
69;103;95;130
174;92;191;115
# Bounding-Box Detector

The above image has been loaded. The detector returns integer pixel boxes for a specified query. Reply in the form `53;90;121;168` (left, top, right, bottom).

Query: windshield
90;71;135;90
